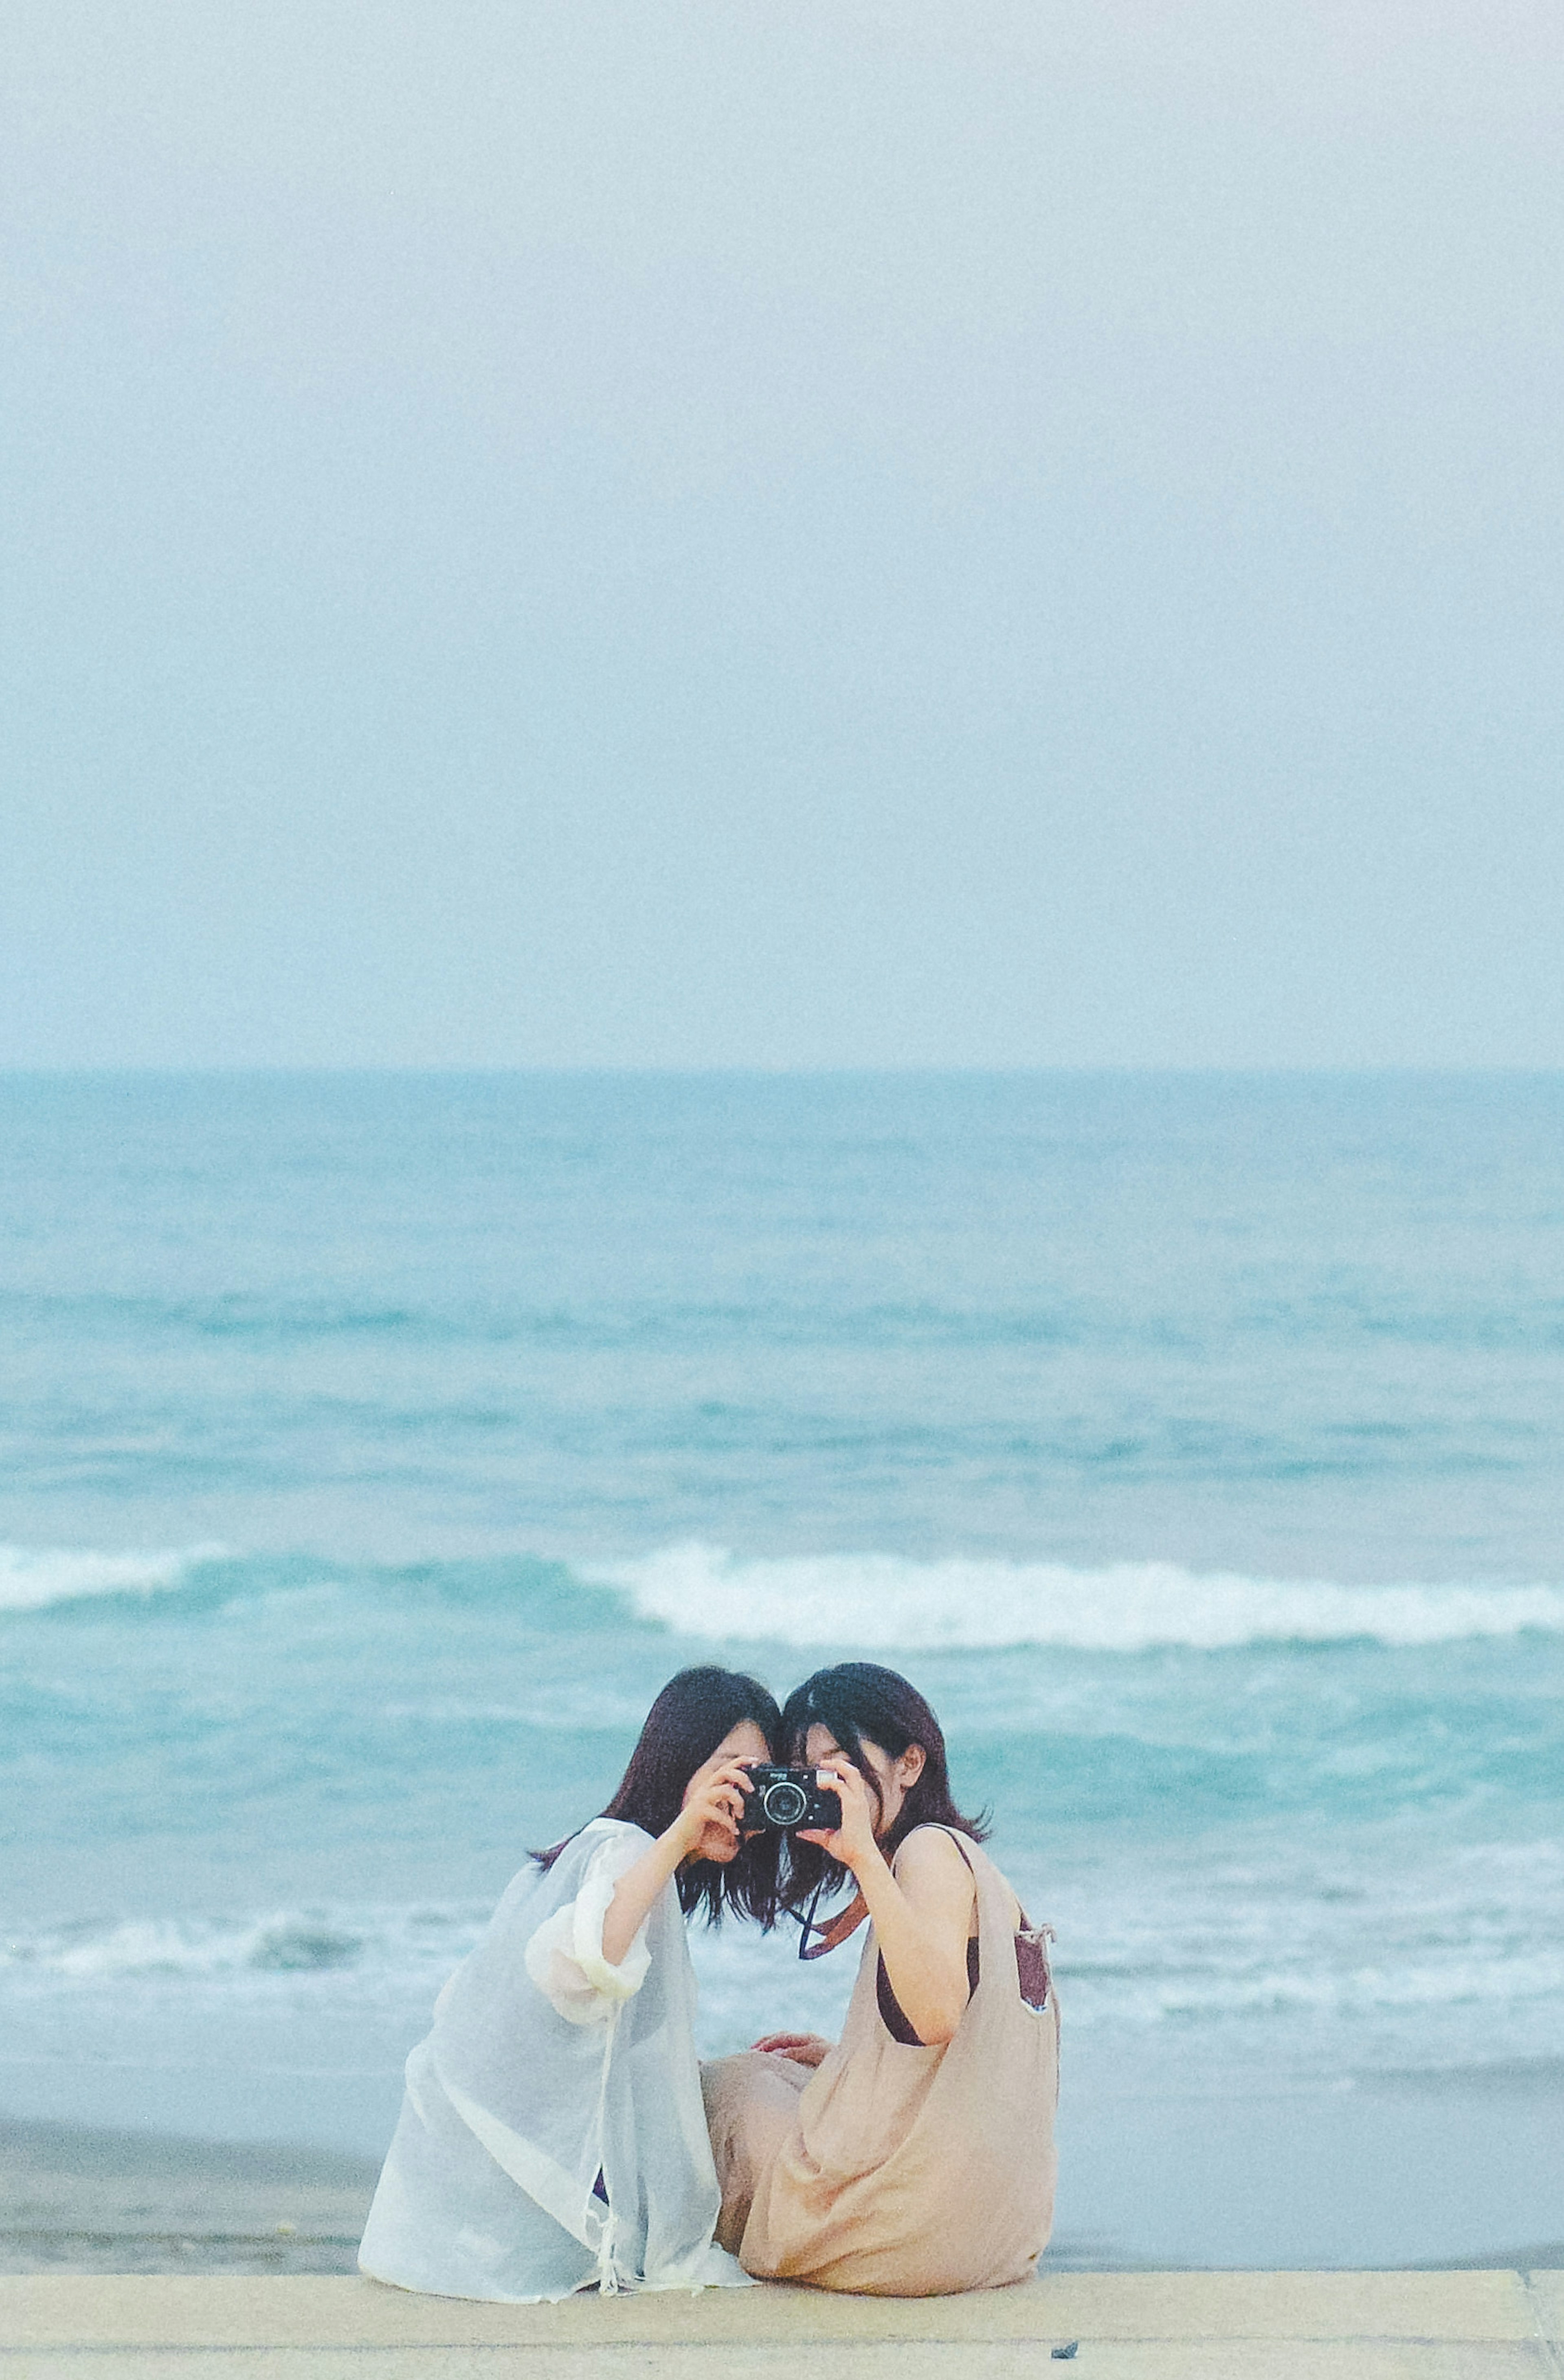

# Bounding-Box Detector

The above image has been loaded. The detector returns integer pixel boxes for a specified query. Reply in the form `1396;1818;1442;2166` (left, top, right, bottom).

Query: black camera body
743;1765;843;1832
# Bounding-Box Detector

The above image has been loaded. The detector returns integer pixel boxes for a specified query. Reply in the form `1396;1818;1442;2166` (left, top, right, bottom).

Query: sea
3;1072;1562;2263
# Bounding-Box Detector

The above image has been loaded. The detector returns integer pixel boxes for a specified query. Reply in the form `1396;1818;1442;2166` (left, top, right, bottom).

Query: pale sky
2;0;1561;1068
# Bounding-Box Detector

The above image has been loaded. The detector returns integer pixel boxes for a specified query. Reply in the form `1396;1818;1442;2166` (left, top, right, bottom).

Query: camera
743;1765;843;1832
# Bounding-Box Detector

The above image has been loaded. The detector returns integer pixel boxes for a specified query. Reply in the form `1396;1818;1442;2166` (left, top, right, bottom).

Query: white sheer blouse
359;1818;750;2303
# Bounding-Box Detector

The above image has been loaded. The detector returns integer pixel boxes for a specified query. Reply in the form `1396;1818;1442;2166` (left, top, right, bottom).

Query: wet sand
0;2119;378;2278
2;2109;1559;2282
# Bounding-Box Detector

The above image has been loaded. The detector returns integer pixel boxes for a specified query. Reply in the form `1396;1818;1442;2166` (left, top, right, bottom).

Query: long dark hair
536;1665;783;1927
780;1662;987;1920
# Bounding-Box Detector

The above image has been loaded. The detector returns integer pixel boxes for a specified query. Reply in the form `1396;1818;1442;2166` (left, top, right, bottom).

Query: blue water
2;1074;1562;2251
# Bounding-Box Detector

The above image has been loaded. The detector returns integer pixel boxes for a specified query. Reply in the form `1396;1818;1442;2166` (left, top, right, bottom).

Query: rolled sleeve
523;1834;653;2026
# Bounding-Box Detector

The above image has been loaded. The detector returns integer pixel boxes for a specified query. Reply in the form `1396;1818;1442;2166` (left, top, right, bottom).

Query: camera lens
760;1778;808;1827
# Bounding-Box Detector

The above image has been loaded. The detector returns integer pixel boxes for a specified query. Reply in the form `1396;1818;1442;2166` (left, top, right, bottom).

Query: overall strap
797;1825;973;1960
930;1827;1052;2011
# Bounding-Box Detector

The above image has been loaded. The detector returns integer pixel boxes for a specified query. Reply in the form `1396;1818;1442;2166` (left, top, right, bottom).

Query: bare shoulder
894;1829;1025;1928
891;1826;979;1906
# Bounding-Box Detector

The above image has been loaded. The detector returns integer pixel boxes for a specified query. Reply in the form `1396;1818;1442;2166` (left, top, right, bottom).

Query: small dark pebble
1050;2344;1079;2361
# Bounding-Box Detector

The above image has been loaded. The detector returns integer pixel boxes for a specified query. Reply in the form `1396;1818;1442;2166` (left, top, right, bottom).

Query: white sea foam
591;1543;1564;1652
27;1892;1543;2041
0;1543;225;1613
0;1906;484;1986
9;1853;1562;2086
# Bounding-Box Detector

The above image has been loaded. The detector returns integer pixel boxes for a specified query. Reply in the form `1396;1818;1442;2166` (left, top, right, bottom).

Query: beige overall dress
702;1828;1059;2295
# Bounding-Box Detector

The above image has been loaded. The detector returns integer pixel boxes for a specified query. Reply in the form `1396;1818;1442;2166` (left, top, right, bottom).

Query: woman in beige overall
702;1663;1059;2296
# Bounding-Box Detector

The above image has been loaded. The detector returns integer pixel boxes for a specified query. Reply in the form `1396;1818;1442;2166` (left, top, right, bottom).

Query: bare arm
600;1758;751;1967
798;1764;976;2046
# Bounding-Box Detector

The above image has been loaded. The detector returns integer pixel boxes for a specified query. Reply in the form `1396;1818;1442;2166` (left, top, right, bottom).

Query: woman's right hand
794;1755;882;1879
751;2030;833;2067
671;1757;756;1864
602;1758;758;1966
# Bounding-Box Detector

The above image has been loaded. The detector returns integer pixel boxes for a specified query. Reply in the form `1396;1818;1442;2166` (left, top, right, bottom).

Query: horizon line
2;1062;1561;1082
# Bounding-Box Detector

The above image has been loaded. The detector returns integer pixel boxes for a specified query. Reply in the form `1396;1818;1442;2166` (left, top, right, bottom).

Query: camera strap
797;1879;870;1961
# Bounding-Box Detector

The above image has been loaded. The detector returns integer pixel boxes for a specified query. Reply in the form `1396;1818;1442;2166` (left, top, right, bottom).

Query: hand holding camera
793;1753;881;1875
740;1764;844;1833
673;1757;758;1864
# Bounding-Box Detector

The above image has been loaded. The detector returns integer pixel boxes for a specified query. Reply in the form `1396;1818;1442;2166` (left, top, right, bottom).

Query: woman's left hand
795;1757;881;1878
751;2030;833;2067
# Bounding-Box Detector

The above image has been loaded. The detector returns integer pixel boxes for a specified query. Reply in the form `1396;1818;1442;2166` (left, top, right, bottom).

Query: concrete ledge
2;2271;1561;2378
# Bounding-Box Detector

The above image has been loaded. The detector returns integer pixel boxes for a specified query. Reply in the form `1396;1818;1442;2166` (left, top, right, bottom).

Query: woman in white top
360;1665;782;2303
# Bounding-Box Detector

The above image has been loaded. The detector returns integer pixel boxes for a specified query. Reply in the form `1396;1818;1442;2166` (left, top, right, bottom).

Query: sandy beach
3;2110;1560;2284
0;2120;378;2279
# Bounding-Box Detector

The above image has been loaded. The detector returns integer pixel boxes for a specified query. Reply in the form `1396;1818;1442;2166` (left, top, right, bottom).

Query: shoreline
4;2114;1560;2281
0;2117;378;2279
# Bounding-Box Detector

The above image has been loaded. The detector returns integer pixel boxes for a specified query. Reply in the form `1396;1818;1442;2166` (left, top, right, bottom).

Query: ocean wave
1064;1945;1564;2030
10;1878;1562;2079
0;1543;226;1614
9;1537;1564;1651
0;1906;484;1985
590;1544;1564;1651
